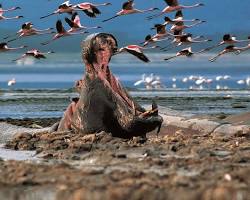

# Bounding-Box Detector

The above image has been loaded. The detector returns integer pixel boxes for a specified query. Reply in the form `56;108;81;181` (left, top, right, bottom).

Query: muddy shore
0;114;249;200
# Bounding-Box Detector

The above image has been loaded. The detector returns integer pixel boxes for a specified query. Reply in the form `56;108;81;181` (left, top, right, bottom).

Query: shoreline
0;112;249;199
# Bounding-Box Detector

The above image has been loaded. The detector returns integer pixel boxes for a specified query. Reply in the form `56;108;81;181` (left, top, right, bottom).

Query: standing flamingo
40;1;74;19
73;2;111;18
115;45;158;62
41;20;88;45
147;0;204;20
12;49;54;62
65;12;101;33
4;22;54;42
102;0;158;22
0;42;27;53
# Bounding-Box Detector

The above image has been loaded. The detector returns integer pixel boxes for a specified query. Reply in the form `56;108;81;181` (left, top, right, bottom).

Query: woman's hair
81;33;118;64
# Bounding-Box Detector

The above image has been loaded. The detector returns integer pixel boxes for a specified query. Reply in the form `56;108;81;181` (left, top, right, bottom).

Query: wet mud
0;117;249;200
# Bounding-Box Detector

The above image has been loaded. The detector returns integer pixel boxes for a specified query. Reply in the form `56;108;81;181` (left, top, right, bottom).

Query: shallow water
0;145;37;161
0;53;250;118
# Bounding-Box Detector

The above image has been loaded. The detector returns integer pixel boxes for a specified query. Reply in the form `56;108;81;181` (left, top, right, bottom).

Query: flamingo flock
0;0;250;88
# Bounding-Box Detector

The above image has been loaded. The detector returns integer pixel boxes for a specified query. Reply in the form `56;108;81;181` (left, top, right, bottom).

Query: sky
1;0;250;51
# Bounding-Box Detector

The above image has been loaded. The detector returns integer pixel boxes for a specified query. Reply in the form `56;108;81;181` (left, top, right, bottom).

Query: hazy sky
1;0;250;50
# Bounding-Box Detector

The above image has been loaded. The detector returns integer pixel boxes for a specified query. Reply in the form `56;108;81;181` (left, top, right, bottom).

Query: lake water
0;52;250;119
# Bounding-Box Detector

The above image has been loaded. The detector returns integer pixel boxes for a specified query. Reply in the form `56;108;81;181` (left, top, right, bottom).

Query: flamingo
170;20;205;32
147;0;204;20
73;2;111;18
115;45;158;62
163;10;201;26
209;45;246;62
141;34;170;46
134;74;146;86
164;47;207;61
4;22;54;42
7;78;16;86
65;12;101;33
41;20;88;45
205;34;250;51
161;33;211;51
12;49;54;62
40;1;74;19
0;42;27;53
102;0;158;22
0;4;20;12
151;76;165;89
160;33;208;51
0;7;23;21
150;24;182;42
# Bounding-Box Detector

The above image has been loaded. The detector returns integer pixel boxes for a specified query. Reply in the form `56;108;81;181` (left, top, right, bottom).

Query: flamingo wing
36;54;46;59
175;10;183;19
56;20;66;33
164;0;179;6
65;17;74;28
125;48;150;63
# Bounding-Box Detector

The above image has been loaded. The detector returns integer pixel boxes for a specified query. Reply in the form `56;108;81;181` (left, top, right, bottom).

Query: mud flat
0;113;249;200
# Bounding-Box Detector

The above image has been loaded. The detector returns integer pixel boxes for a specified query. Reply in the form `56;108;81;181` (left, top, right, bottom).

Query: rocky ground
0;113;250;200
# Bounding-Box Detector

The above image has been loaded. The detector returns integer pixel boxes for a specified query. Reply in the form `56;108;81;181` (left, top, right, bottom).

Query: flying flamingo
170;20;205;32
161;33;211;51
115;45;158;62
4;22;54;42
40;1;74;19
41;20;88;45
147;0;204;20
0;4;23;21
164;47;207;61
12;49;54;62
205;34;250;51
65;12;101;33
102;0;158;22
73;2;111;18
0;4;20;13
150;24;182;41
163;10;201;26
209;45;247;62
141;34;170;46
0;42;27;53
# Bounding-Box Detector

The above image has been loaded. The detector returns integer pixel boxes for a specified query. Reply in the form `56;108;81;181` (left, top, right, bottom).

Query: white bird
182;77;188;82
195;79;205;85
237;80;245;85
134;74;146;86
216;76;223;81
223;75;231;80
246;77;250;86
7;78;16;86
